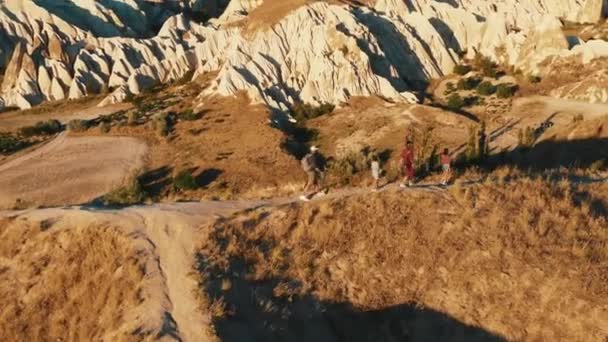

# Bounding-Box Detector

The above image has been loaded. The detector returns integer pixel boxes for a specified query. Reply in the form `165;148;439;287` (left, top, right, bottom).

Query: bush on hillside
67;119;90;132
19;120;63;137
173;169;199;191
457;77;481;90
496;83;517;98
447;93;465;111
476;81;497;96
453;64;472;75
103;177;146;206
326;151;370;186
292;102;335;122
178;109;202;121
0;134;24;154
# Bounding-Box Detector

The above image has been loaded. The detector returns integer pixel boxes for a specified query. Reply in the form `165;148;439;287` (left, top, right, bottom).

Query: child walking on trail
440;148;452;186
370;154;381;191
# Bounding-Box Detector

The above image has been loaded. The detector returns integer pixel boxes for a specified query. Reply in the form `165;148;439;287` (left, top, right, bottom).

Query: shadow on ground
486;137;608;170
196;253;505;342
139;166;173;198
196;168;223;187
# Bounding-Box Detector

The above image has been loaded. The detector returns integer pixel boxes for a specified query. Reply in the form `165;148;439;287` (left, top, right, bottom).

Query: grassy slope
198;178;608;341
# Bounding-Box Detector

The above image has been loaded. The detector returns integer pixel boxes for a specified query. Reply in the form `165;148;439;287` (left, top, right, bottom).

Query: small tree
103;177;146;206
415;125;437;172
465;125;478;163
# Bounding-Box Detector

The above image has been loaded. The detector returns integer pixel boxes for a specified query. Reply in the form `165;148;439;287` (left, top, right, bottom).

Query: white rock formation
0;0;606;110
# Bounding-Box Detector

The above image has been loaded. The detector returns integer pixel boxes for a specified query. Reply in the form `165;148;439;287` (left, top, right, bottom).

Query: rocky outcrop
0;0;607;111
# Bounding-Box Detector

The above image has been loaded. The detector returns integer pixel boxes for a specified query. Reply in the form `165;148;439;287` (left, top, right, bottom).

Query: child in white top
371;154;381;190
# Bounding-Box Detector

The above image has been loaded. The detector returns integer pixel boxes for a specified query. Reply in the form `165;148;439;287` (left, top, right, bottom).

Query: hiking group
299;136;454;201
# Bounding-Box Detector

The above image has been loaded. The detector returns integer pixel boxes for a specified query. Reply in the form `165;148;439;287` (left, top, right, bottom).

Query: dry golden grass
0;217;148;341
199;178;608;341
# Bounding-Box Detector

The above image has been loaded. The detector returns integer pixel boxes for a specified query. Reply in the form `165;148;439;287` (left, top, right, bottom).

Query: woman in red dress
400;140;415;187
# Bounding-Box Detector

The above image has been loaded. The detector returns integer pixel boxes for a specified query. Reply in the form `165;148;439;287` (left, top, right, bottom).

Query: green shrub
496;83;517;98
453;64;472;75
476;81;496;96
0;133;23;154
410;125;438;172
19;120;63;137
173;169;198;191
103;177;146;206
292;102;335;122
67;119;90;132
447;93;465;111
457;77;481;90
326;151;369;186
178;109;202;121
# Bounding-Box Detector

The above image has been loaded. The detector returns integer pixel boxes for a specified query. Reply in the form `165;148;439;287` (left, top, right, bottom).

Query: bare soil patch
0;96;130;133
0;134;147;209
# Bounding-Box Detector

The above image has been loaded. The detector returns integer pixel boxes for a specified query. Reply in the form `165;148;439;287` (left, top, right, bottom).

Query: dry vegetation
0;216;149;341
96;86;302;201
198;179;608;341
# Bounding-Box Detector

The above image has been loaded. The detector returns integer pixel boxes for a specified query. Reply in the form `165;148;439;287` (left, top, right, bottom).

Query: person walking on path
300;146;324;201
400;140;415;188
370;154;382;191
439;148;452;186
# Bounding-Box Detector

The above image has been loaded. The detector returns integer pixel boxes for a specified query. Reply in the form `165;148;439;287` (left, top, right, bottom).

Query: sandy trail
0;133;148;209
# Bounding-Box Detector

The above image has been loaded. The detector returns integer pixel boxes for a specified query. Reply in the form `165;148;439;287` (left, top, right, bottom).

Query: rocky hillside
0;0;607;111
